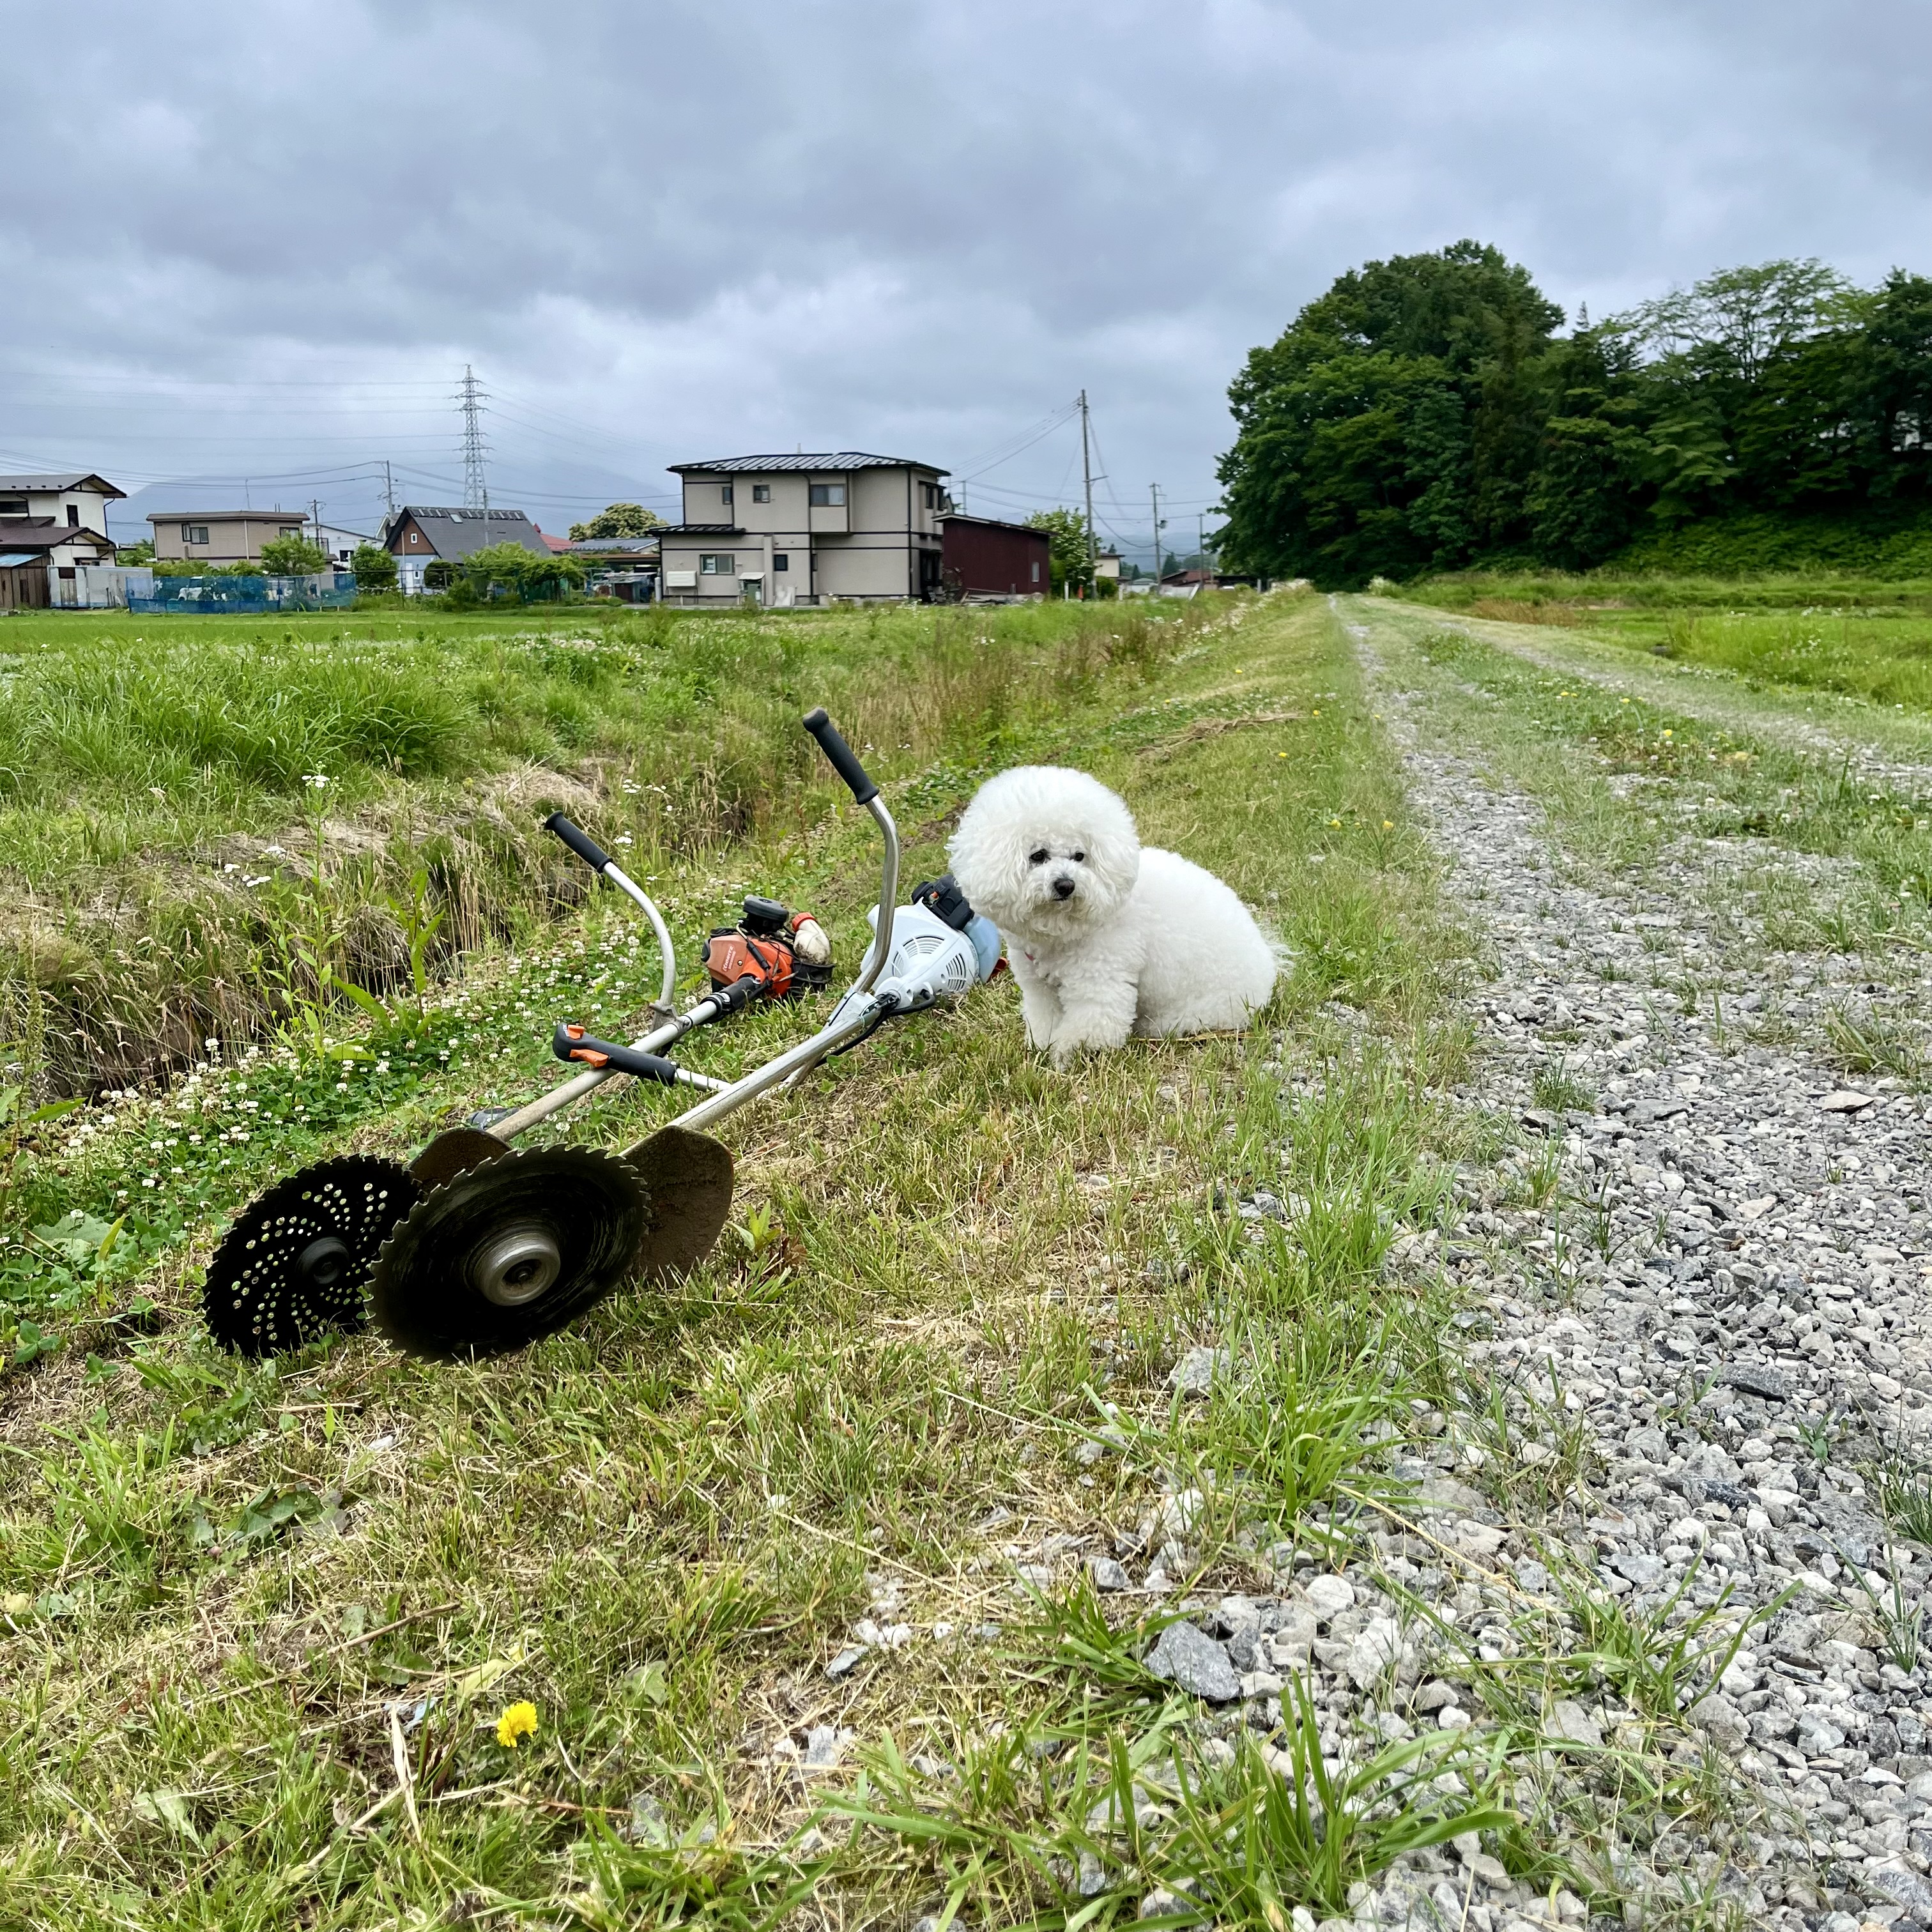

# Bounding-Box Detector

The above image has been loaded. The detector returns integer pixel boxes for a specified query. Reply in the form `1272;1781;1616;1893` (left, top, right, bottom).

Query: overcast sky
4;0;1926;562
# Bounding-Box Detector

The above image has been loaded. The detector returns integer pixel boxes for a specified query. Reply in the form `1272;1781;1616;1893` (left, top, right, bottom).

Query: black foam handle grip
552;1025;684;1086
543;812;613;875
801;708;878;806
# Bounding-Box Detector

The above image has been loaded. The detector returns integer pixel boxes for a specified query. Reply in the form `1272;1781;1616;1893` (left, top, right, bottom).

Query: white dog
949;765;1277;1063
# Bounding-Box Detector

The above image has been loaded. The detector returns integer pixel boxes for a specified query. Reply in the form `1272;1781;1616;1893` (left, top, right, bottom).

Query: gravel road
1100;614;1932;1932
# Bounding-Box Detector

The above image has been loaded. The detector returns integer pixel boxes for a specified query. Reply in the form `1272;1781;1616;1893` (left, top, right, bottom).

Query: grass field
18;572;1932;1926
0;598;1192;1097
3;587;1514;1928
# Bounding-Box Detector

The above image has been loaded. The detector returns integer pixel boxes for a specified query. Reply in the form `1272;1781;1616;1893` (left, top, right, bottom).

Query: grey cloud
4;0;1928;551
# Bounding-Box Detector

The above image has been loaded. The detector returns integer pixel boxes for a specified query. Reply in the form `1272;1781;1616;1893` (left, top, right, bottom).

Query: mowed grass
0;597;1188;1094
0;592;1491;1928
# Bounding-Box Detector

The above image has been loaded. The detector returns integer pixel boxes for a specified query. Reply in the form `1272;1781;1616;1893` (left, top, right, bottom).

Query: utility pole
1149;483;1164;582
1197;511;1206;579
1078;389;1096;587
310;499;324;555
381;459;396;521
459;364;491;545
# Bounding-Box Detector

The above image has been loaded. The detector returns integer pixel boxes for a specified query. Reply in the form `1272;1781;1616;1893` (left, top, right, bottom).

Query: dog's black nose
1052;876;1075;900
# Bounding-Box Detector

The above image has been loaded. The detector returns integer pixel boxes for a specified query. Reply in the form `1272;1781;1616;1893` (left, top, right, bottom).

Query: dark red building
939;512;1051;599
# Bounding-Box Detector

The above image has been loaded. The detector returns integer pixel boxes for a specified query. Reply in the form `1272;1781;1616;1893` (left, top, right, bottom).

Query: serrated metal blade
202;1155;420;1358
369;1145;648;1360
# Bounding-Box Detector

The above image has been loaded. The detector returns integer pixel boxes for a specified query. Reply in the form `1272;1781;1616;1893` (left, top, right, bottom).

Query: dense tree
1217;247;1932;586
1024;507;1093;592
351;542;398;592
259;533;331;576
567;502;662;541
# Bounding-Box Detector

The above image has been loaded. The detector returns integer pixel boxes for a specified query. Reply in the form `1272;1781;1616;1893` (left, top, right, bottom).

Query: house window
185;524;210;545
1031;562;1041;583
752;484;771;503
809;482;845;507
921;483;938;510
0;496;26;516
699;553;735;575
773;553;788;571
720;484;733;506
66;503;80;526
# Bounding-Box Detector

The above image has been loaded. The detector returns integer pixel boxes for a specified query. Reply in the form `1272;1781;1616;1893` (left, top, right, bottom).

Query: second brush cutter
365;709;1002;1359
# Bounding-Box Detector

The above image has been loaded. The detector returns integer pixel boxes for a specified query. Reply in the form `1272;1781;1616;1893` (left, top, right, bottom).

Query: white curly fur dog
949;766;1277;1064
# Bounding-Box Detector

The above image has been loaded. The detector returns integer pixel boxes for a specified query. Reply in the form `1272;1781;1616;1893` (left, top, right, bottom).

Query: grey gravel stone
1088;1556;1130;1592
1143;1620;1241;1701
1166;1346;1229;1398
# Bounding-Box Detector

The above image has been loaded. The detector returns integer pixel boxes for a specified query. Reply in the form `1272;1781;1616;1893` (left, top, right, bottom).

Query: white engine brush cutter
364;709;1002;1358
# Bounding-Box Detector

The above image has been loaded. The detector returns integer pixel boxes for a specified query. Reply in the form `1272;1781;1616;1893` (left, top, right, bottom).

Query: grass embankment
0;591;1501;1928
0;599;1173;1096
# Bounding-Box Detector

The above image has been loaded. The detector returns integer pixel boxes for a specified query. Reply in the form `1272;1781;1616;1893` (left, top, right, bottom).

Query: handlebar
543;811;613;874
552;1025;727;1093
802;708;879;806
542;811;676;1016
801;709;896;996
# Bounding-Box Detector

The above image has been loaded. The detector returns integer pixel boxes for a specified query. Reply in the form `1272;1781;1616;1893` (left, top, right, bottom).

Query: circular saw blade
369;1145;648;1360
627;1126;735;1281
202;1155;421;1358
410;1126;510;1189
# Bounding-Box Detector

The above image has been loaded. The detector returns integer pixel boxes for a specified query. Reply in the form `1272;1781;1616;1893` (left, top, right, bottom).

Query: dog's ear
1084;786;1141;897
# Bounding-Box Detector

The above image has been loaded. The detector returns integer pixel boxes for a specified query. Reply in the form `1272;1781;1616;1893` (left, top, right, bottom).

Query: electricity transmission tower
457;365;491;542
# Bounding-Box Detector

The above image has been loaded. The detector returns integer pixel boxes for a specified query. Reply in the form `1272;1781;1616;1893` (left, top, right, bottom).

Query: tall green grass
1;599;1213;1093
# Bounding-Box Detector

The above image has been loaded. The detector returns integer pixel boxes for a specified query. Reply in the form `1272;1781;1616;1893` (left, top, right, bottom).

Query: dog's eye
1071;851;1085;863
1028;848;1048;866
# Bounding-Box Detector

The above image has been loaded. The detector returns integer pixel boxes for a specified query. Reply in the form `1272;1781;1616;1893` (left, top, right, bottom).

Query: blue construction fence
125;571;358;615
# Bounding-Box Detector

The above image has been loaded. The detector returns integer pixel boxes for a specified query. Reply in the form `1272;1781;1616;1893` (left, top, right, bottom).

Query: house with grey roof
0;473;125;606
659;453;947;606
379;505;551;594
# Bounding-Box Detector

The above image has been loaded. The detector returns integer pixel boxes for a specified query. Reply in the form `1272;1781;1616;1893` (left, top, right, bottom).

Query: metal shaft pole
1080;390;1096;587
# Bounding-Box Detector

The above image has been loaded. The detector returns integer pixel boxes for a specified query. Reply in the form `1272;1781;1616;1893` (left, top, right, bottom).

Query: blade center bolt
296;1235;353;1292
471;1223;562;1306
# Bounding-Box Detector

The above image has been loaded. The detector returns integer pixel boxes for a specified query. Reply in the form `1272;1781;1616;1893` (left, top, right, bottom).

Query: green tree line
1215;241;1932;586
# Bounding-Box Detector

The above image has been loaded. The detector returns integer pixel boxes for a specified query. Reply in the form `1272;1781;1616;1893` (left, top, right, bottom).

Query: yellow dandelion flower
1328;816;1342;827
496;1701;539;1749
1381;820;1393;829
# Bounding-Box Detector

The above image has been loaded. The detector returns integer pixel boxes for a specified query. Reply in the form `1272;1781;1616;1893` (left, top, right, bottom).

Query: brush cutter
200;815;831;1358
362;709;1002;1360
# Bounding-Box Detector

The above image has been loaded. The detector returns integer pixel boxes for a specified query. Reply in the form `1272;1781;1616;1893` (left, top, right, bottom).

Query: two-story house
656;453;947;607
148;508;309;565
0;472;125;607
379;505;552;593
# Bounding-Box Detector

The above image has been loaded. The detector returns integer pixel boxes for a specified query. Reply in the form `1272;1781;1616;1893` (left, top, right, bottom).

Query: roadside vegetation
1393;570;1932;717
